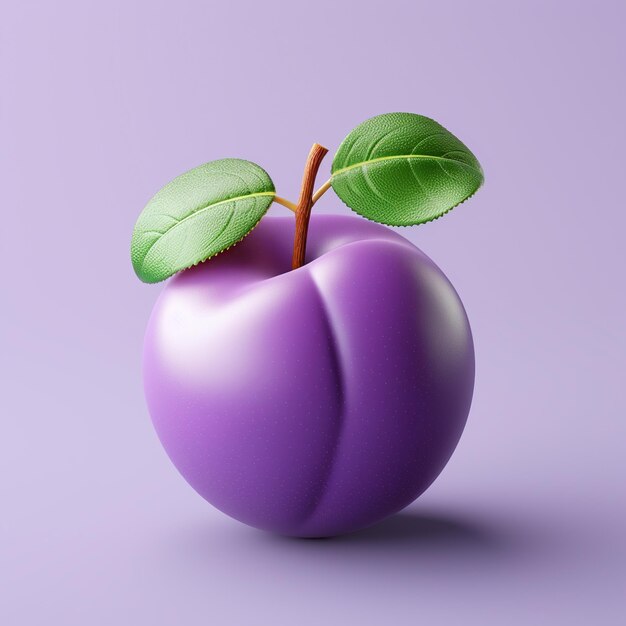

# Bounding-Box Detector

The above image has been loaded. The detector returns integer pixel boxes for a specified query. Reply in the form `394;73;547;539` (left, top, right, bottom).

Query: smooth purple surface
2;1;625;624
144;215;474;536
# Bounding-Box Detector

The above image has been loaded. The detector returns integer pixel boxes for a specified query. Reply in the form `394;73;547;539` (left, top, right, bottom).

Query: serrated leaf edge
141;204;272;284
331;180;483;228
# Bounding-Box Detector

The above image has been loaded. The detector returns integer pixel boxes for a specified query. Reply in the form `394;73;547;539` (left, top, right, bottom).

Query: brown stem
292;143;328;269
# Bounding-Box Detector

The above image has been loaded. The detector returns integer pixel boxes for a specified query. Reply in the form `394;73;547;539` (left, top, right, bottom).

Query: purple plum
143;214;474;537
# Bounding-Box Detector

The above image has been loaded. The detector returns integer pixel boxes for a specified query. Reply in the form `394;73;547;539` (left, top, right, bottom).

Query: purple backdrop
2;1;624;624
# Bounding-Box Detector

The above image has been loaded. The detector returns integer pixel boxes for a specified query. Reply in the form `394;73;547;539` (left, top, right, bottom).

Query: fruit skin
143;214;474;537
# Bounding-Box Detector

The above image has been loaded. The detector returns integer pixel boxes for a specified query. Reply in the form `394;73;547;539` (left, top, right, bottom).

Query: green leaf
331;112;484;226
131;159;275;283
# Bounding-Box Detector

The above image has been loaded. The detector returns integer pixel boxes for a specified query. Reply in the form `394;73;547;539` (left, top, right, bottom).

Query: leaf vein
332;154;480;178
138;191;274;274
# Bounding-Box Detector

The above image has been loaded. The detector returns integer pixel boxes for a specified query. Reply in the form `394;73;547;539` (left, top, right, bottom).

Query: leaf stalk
273;196;298;212
311;179;332;206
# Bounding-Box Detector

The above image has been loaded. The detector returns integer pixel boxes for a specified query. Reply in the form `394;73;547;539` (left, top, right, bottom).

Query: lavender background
2;1;625;623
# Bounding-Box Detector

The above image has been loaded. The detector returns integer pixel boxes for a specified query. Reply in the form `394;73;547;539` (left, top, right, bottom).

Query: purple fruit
143;214;474;537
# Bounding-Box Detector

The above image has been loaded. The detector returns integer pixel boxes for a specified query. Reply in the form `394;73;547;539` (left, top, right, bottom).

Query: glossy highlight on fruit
143;214;474;537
